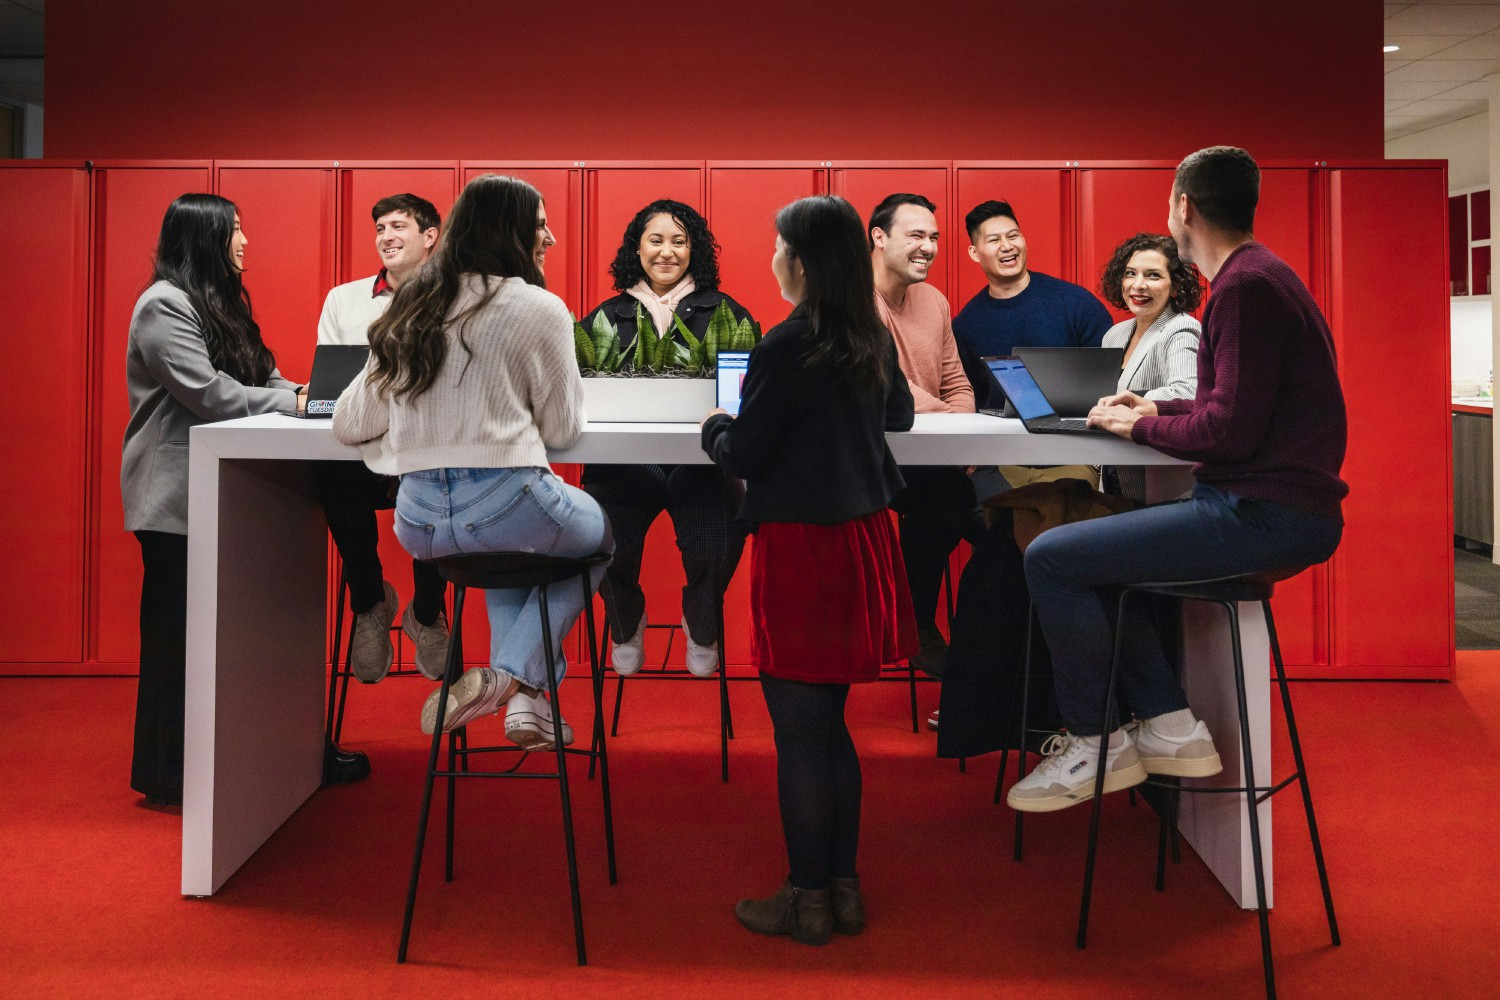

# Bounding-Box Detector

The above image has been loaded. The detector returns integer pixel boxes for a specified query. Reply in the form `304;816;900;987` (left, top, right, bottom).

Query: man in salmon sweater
870;193;980;678
1008;146;1349;812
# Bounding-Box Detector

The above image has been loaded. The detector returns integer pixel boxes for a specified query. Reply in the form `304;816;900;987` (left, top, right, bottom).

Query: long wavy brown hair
366;174;545;399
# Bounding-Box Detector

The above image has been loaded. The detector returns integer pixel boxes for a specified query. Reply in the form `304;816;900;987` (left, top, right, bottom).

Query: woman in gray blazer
1098;233;1203;501
121;194;304;806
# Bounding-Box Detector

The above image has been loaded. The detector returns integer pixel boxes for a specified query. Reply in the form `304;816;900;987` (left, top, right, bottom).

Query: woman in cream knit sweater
335;174;613;744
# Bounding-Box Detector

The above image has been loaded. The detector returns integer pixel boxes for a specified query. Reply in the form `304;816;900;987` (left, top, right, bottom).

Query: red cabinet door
583;167;703;312
1329;168;1453;678
215;166;336;388
953;167;1071;308
1077;167;1177;320
338;166;458;284
0;167;90;668
462;166;584;316
92;165;213;667
705;165;825;336
830;165;952;303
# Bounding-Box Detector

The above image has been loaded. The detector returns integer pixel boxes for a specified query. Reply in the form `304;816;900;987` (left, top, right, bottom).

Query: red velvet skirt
749;510;918;684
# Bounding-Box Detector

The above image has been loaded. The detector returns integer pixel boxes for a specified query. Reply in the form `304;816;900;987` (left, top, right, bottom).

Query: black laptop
1013;346;1125;417
981;356;1110;435
280;344;370;418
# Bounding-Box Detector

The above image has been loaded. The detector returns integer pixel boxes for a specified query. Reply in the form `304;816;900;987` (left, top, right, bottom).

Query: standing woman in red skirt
701;195;917;945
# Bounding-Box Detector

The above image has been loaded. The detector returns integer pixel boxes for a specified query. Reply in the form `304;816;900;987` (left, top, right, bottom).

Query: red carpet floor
4;655;1500;998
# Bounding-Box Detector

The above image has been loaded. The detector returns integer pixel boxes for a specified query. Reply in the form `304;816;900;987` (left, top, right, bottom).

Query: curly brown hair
1099;232;1203;314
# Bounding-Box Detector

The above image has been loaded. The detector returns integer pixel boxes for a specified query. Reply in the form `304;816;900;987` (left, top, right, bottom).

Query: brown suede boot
734;880;834;945
828;876;865;935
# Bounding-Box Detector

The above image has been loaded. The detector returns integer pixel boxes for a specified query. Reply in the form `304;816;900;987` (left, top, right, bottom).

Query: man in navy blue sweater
952;200;1111;409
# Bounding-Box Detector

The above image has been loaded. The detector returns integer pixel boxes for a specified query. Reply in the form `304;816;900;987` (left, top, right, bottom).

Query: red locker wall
1330;168;1453;677
0;167;90;669
705;165;825;332
583;167;703;312
90;164;213;668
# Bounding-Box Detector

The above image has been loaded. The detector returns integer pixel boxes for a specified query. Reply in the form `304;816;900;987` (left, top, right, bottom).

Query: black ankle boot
829;876;865;935
734;880;833;945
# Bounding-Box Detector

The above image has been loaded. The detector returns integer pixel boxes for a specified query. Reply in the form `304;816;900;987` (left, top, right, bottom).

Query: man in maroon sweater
1007;146;1348;813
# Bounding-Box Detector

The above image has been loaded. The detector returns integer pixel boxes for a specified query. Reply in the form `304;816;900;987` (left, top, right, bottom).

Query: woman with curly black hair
1098;232;1203;501
579;200;755;678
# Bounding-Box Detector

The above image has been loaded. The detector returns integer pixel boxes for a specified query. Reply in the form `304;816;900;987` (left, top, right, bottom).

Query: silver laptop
715;351;750;416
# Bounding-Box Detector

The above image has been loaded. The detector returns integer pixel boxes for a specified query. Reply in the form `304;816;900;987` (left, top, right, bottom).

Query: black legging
133;530;188;803
759;675;861;891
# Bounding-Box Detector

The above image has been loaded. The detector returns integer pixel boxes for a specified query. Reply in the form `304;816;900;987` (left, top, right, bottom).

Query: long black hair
607;199;721;293
151;194;274;386
775;195;889;401
367;174;544;400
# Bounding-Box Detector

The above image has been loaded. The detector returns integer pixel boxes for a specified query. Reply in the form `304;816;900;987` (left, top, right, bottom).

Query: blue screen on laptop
986;358;1055;421
716;351;750;416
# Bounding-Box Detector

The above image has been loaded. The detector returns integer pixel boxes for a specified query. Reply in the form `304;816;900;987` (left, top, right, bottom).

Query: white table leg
184;452;329;896
1177;600;1273;909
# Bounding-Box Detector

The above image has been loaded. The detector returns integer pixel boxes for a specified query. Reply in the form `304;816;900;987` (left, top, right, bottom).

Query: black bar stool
606;569;735;782
1075;569;1340;1000
880;556;955;733
397;551;615;967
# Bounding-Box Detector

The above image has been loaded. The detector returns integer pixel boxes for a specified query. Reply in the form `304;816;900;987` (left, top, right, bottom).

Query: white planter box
581;376;716;423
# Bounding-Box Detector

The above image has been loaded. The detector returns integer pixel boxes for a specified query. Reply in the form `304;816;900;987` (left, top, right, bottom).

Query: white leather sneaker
682;618;720;678
611;614;646;676
420;667;519;735
505;689;575;750
1006;730;1146;813
1133;715;1223;778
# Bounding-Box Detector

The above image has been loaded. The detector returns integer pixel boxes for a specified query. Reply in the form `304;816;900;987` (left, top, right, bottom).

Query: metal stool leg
1077;589;1132;949
537;582;587;966
325;568;348;740
1224;601;1276;999
397;583;467;963
1009;603;1038;858
1265;600;1340;946
581;572;617;885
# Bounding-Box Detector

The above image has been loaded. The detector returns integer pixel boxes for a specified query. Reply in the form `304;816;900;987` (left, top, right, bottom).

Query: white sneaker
927;709;940;731
351;580;397;683
505;689;575;750
401;607;451;681
683;618;720;678
611;614;647;676
1133;715;1222;778
420;668;519;735
1006;730;1146;813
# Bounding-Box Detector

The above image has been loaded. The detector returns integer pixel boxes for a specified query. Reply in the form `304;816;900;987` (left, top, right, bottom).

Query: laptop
280;344;370;418
1013;346;1125;417
715;351;750;416
981;356;1110;435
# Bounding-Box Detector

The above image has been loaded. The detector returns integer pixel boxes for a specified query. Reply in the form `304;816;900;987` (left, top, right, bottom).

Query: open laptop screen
716;351;750;416
985;357;1056;422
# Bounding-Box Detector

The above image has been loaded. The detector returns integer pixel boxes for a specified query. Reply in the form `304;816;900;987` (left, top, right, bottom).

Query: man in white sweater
315;194;450;703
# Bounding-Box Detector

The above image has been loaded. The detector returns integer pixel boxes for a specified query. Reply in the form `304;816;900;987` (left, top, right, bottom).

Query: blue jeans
1023;483;1342;735
393;467;614;691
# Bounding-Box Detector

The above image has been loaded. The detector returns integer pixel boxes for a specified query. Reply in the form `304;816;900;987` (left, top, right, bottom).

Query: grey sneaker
611;614;647;676
420;667;519;735
350;581;397;684
504;689;575;749
402;607;451;681
1133;715;1223;778
682;618;720;678
1006;730;1146;813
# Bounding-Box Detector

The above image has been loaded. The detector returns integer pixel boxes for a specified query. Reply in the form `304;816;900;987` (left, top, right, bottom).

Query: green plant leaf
632;302;662;372
573;319;597;371
728;316;759;352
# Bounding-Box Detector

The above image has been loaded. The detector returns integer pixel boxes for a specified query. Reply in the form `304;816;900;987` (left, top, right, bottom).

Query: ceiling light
1384;45;1400;53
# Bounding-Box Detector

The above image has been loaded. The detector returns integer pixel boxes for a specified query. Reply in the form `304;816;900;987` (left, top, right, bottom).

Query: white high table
184;413;1272;908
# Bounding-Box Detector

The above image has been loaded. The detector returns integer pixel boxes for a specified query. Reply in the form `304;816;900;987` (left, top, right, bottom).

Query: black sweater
701;311;915;525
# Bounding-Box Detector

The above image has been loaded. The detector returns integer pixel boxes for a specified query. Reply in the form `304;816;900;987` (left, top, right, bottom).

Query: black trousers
314;461;446;621
132;530;188;803
582;463;744;644
760;675;860;891
889;465;986;630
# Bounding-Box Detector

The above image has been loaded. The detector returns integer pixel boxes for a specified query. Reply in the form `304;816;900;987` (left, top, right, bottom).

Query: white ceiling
1386;2;1500;140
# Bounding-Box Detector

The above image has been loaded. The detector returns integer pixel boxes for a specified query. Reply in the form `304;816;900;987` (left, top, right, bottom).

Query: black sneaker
323;741;371;784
